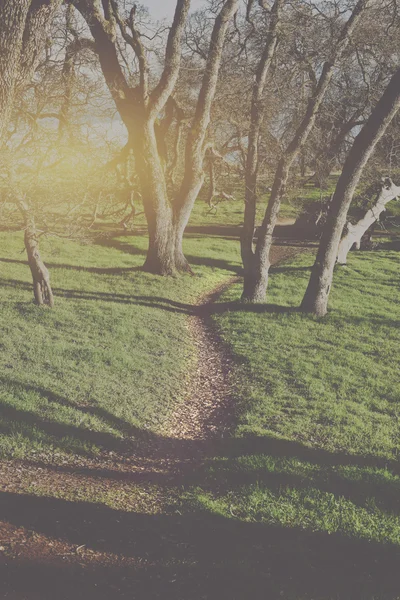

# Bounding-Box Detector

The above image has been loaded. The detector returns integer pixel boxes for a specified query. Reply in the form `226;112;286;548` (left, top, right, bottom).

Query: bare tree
69;0;238;275
301;66;400;317
240;0;284;291
241;0;370;302
336;177;400;264
305;5;400;189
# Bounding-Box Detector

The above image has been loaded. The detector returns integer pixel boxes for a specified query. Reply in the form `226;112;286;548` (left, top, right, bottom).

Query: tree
0;0;62;144
305;4;400;189
69;0;238;275
336;177;400;265
240;0;284;295
0;0;63;305
240;0;371;303
301;65;400;317
19;199;55;308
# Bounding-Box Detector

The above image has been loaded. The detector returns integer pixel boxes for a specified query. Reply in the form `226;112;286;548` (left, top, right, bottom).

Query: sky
142;0;206;19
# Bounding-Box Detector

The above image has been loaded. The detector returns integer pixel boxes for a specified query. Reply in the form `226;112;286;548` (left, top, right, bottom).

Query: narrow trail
163;276;237;442
163;243;303;446
0;242;304;588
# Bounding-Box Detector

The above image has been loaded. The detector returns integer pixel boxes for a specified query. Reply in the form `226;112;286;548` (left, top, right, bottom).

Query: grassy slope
1;215;400;598
0;230;240;459
187;249;400;550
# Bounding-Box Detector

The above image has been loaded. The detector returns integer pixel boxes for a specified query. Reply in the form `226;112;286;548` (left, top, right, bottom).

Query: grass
0;229;240;460
1;219;400;599
184;249;400;551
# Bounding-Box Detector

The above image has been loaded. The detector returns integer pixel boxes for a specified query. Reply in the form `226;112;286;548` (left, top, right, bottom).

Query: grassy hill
0;218;399;599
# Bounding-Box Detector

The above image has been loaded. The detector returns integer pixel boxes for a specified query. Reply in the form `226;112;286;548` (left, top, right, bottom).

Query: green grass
1;222;400;598
0;229;240;460
183;249;400;550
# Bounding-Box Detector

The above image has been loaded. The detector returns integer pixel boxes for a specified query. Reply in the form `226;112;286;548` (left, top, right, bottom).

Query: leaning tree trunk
22;210;54;307
173;0;239;274
301;67;400;317
337;177;400;264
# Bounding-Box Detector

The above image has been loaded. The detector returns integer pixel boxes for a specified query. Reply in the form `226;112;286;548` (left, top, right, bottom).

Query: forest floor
0;220;399;599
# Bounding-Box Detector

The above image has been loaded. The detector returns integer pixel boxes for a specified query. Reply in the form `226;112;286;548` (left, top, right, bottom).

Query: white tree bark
337;177;400;264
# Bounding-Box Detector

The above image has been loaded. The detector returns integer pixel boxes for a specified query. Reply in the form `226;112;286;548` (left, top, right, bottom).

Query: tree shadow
0;257;141;275
2;372;400;599
0;277;297;316
185;254;243;274
0;378;145;439
94;235;147;257
0;376;207;460
2;373;400;519
0;402;133;455
95;232;243;273
1;491;400;600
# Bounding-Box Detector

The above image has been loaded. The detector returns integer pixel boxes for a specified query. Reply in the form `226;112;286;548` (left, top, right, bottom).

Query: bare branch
149;0;191;119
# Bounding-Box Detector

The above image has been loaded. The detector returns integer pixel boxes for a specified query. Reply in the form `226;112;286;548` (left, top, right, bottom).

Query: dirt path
163;243;304;444
163;276;237;442
0;243;305;599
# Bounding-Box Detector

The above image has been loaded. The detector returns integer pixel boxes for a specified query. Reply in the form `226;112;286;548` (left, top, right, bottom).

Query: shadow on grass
0;402;134;455
1;490;400;600
96;233;243;274
0;276;296;316
2;372;400;514
4;277;400;328
0;257;142;275
2;375;400;598
0;377;155;452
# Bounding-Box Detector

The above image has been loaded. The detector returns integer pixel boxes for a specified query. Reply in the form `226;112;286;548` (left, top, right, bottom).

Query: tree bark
0;0;32;143
301;66;400;317
241;0;370;302
336;178;400;264
241;0;283;280
20;205;54;307
0;0;61;145
173;0;239;274
133;122;177;275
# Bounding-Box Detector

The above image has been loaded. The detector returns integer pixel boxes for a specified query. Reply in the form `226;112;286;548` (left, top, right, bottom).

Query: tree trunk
301;67;400;317
173;0;239;274
240;0;282;283
23;212;54;307
0;0;31;143
242;159;289;301
0;0;61;145
336;177;400;264
73;0;237;277
241;0;369;303
133;123;177;275
242;0;369;302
